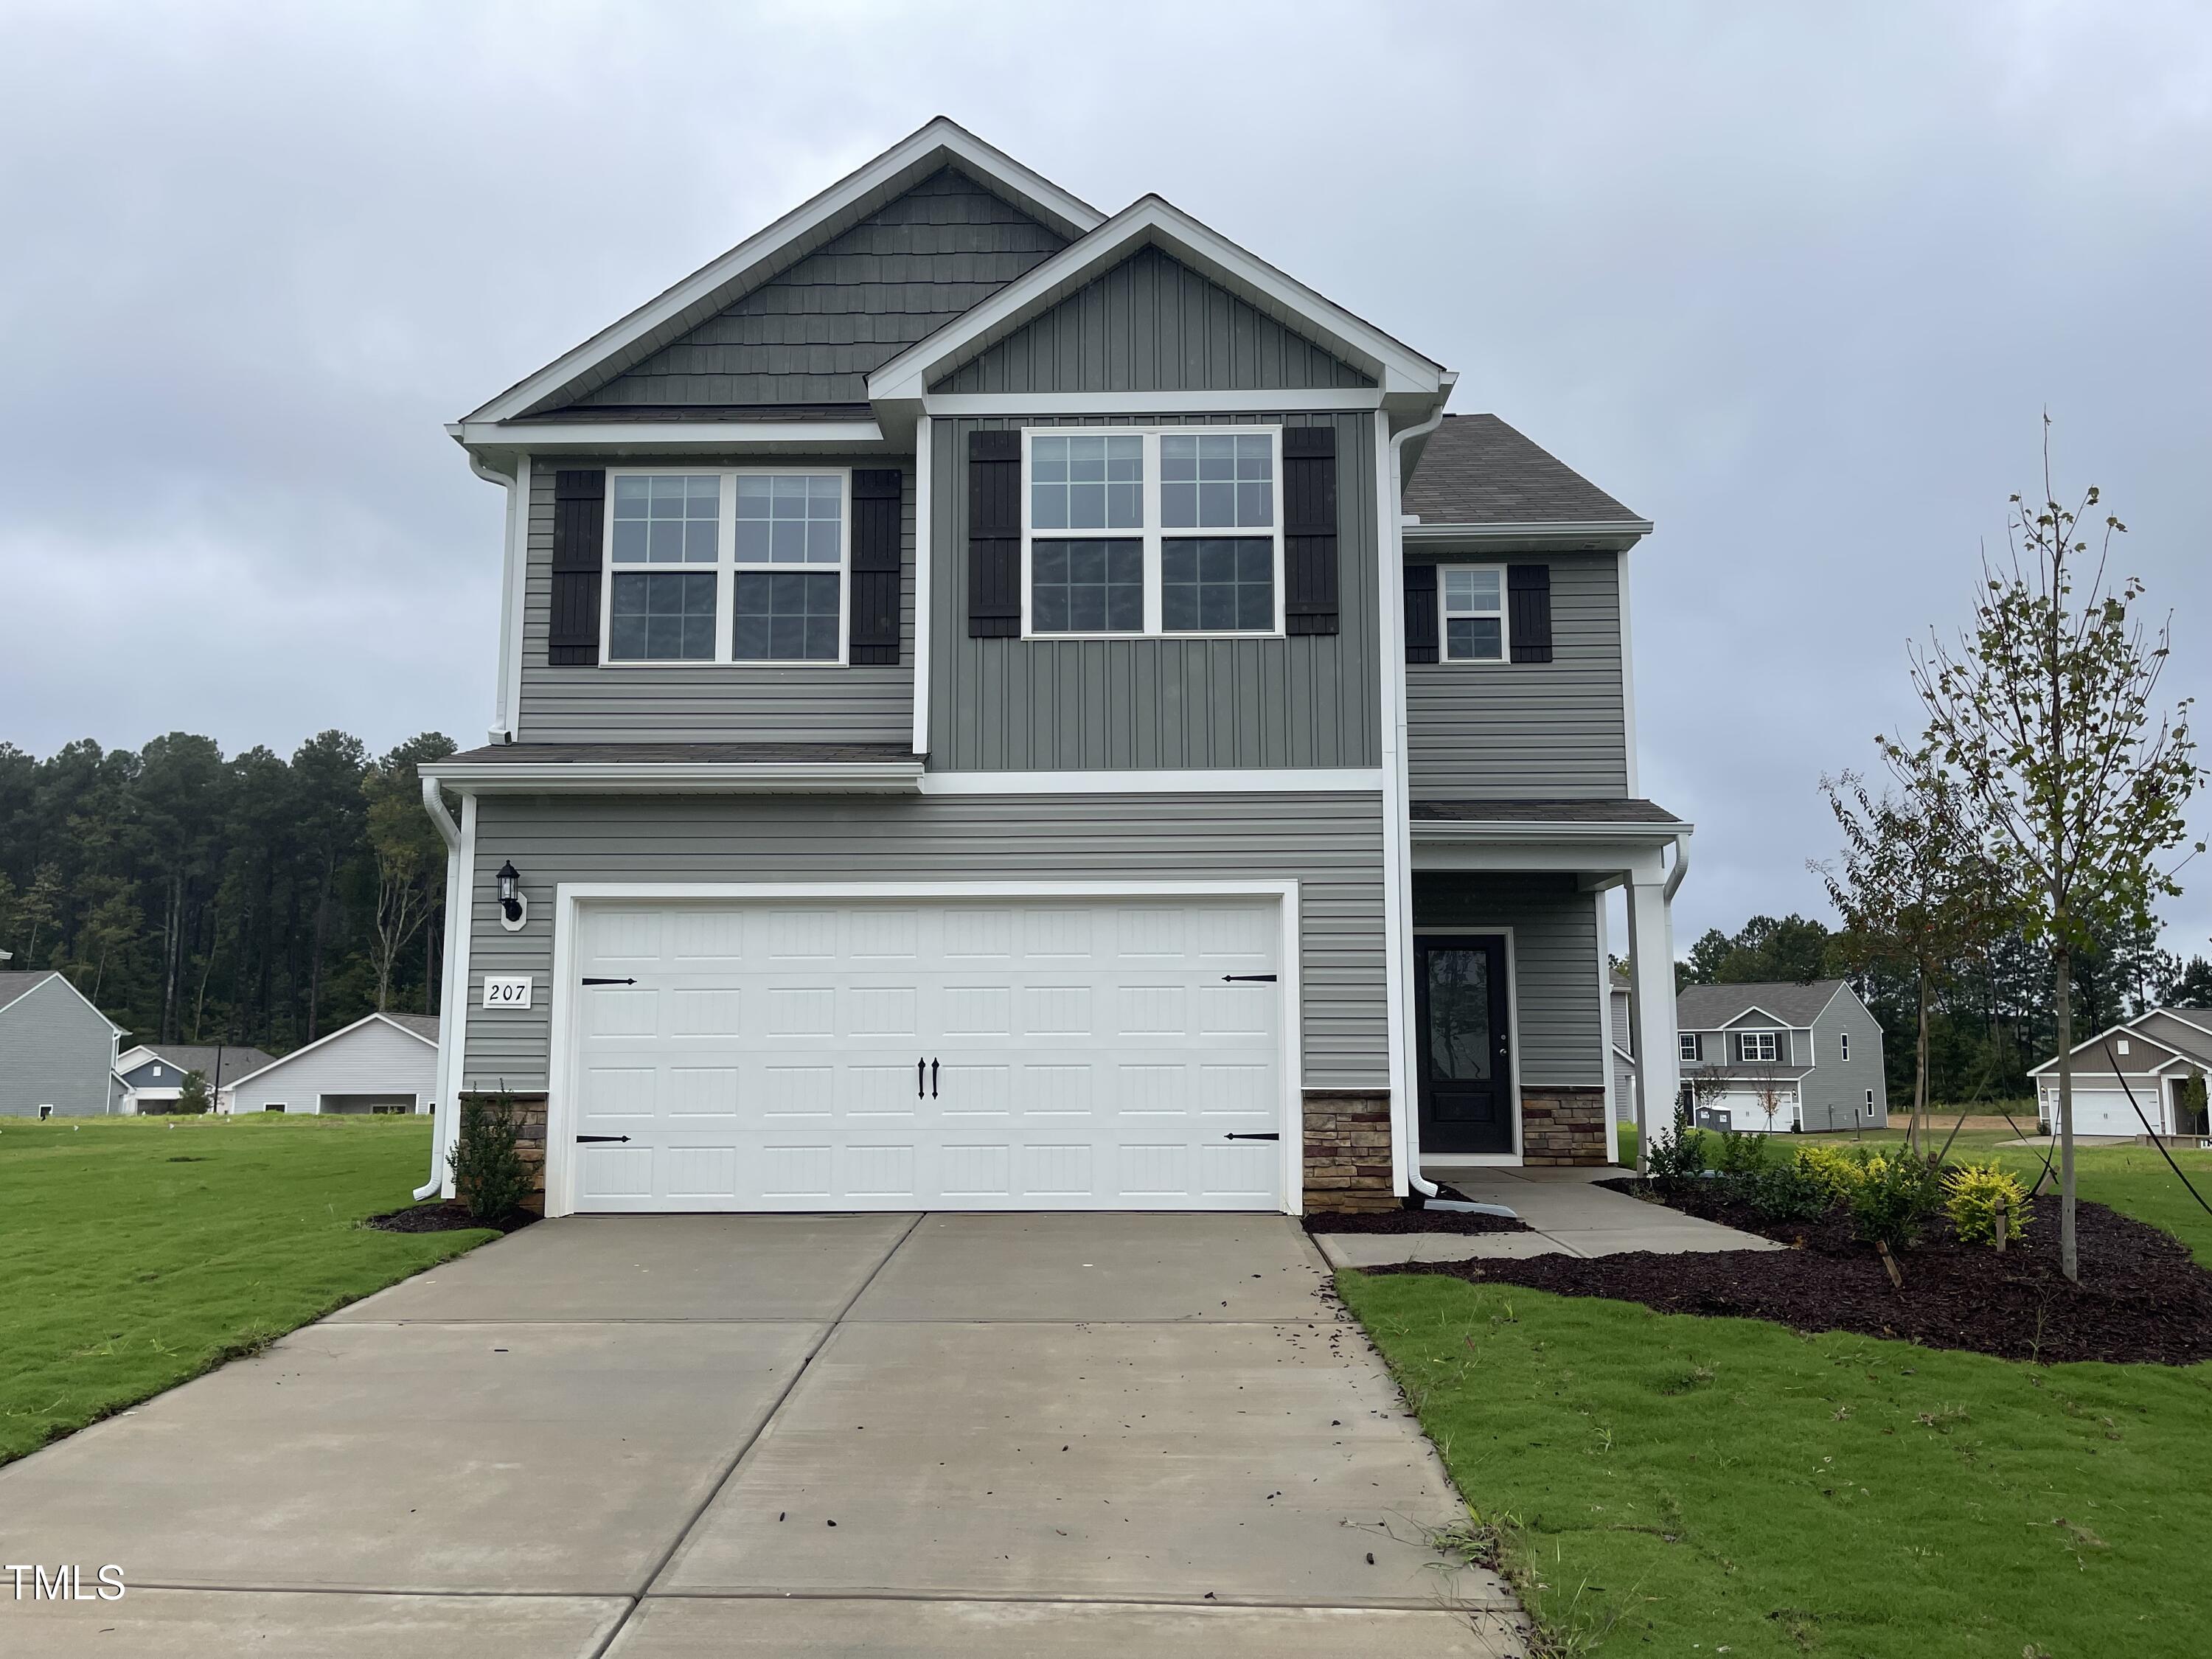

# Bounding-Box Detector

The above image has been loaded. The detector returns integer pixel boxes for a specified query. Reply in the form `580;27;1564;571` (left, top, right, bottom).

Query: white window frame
1838;1032;1849;1062
1439;563;1511;664
599;466;852;668
1018;425;1284;640
1679;1032;1700;1062
1739;1030;1778;1064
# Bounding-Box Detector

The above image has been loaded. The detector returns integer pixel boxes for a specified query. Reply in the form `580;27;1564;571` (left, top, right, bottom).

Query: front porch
1407;799;1688;1176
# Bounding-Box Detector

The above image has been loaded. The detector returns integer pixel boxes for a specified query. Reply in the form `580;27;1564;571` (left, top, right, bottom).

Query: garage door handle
918;1057;926;1099
1221;974;1277;983
581;977;636;987
1223;1132;1281;1141
576;1134;630;1144
931;1059;939;1098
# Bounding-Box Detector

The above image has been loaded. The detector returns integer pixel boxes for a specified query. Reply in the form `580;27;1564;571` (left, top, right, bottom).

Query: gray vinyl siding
0;980;117;1117
1407;551;1628;798
228;1020;440;1115
576;169;1068;408
516;454;914;744
1805;988;1889;1130
928;412;1381;771
459;792;1386;1092
933;246;1373;394
1412;873;1603;1088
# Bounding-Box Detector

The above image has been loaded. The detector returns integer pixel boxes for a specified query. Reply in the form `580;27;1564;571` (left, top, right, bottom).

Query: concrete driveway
0;1214;1523;1657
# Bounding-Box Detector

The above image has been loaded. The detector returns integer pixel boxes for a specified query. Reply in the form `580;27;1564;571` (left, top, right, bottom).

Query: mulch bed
364;1200;538;1236
1304;1206;1531;1237
1364;1180;2212;1366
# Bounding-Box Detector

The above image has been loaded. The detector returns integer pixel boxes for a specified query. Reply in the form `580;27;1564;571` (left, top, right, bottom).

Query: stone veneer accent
456;1090;549;1211
1520;1085;1609;1166
1302;1089;1398;1212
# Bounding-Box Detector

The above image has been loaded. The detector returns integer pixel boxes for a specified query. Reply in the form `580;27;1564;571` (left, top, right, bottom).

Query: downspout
471;454;528;745
415;775;465;1201
1664;831;1691;902
1382;387;1453;1200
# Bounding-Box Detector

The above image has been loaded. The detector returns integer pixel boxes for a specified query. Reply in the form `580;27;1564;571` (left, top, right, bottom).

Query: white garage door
563;896;1287;1212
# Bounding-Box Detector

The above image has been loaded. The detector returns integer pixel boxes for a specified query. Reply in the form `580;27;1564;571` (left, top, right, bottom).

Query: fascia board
868;196;1444;403
1408;818;1694;843
453;420;888;456
1402;521;1653;552
420;762;925;795
2027;1023;2186;1073
466;120;1106;424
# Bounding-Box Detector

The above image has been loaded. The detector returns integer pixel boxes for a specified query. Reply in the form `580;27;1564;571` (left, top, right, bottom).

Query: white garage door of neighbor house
566;897;1288;1213
2060;1088;2143;1135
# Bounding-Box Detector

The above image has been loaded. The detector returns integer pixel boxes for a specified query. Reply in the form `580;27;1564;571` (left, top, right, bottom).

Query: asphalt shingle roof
0;970;60;1015
1676;980;1848;1030
1402;414;1641;527
134;1045;278;1086
382;1013;441;1040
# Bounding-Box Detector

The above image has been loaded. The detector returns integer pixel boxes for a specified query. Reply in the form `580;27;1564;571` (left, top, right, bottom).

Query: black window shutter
1403;561;1439;664
1281;425;1338;636
849;468;902;666
1508;563;1553;663
549;469;606;667
967;429;1021;638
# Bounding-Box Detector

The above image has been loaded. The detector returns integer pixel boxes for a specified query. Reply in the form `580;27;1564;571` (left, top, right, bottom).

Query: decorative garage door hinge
575;1134;631;1144
580;976;636;986
1220;974;1277;983
1222;1132;1281;1141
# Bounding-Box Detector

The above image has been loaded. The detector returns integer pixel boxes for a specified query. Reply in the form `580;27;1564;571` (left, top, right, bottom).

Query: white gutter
417;759;924;793
1379;383;1454;1200
415;776;466;1202
1401;518;1652;545
453;419;886;453
470;454;529;744
1664;831;1691;902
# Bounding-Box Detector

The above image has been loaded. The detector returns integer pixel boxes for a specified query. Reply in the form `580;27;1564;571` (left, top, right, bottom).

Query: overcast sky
4;1;2208;956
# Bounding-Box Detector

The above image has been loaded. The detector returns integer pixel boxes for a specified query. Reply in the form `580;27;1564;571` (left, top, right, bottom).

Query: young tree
175;1068;211;1116
1903;425;2202;1280
1815;762;1994;1154
360;734;456;1012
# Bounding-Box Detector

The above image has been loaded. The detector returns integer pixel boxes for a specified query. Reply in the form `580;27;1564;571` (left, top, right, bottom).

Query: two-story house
1674;979;1888;1133
416;119;1689;1217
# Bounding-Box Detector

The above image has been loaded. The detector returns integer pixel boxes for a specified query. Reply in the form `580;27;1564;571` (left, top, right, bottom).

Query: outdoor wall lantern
496;860;529;931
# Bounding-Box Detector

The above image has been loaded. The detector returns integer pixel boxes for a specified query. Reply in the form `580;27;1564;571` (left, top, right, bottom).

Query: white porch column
1624;874;1680;1158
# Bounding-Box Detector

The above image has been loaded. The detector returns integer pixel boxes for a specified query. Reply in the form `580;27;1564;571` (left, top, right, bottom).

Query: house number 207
481;975;532;1009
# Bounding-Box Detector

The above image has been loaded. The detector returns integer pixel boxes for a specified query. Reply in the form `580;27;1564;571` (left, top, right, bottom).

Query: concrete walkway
0;1214;1523;1658
1316;1166;1784;1268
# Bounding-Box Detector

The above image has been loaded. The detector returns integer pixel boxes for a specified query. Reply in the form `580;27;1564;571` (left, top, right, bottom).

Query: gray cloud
4;1;2207;950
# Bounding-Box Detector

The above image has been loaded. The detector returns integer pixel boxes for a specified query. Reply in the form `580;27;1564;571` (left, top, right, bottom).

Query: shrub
449;1093;530;1224
175;1069;212;1116
1797;1143;1868;1202
1645;1127;1708;1186
1847;1150;1946;1251
1748;1158;1829;1222
1714;1128;1770;1176
1944;1161;2033;1245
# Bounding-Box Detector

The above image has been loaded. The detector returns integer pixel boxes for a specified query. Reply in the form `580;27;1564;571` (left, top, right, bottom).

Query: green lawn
1363;1138;2212;1655
0;1113;495;1466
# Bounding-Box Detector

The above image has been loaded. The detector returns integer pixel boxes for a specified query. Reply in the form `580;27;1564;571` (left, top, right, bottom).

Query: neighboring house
2029;1008;2212;1141
223;1012;441;1115
1674;979;1888;1133
1609;968;1638;1127
417;118;1690;1217
116;1043;277;1115
0;969;128;1118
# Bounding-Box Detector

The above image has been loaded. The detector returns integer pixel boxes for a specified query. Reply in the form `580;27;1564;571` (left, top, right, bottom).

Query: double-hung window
1738;1031;1778;1063
1023;427;1282;637
604;469;849;665
1679;1032;1700;1063
1439;565;1509;661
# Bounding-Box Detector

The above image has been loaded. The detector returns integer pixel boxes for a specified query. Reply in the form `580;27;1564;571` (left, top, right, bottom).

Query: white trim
919;768;1383;795
925;389;1383;417
542;878;1304;1220
421;759;924;793
439;793;479;1199
1715;1004;1798;1031
1411;925;1524;1165
1018;426;1286;641
1593;889;1617;1158
1434;562;1510;664
314;1091;423;1116
1411;818;1694;843
3;970;131;1037
2028;1020;2191;1075
1401;519;1652;547
869;196;1444;404
220;1012;438;1092
911;417;933;756
467;119;1105;423
473;453;529;742
1617;549;1640;796
454;420;887;453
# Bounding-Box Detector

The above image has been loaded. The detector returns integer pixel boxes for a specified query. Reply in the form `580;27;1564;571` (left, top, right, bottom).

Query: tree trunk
2053;940;2079;1283
1913;967;1931;1155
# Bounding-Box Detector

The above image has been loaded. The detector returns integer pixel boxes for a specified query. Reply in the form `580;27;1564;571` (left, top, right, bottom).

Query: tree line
0;730;456;1053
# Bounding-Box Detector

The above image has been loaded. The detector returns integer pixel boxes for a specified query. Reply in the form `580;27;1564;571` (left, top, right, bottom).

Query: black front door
1415;935;1514;1155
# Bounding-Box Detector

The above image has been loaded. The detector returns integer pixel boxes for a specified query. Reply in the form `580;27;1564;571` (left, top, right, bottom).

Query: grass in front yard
1342;1270;2212;1657
0;1113;494;1465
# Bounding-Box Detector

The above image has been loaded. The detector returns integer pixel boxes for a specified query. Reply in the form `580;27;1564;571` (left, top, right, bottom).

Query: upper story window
1440;566;1508;661
1737;1031;1778;1063
1838;1032;1850;1062
1678;1032;1700;1063
605;469;848;665
1023;427;1281;638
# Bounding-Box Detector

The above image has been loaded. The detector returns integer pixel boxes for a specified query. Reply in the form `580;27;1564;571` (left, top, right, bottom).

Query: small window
1678;1032;1700;1062
150;1065;164;1079
1441;566;1508;662
38;1105;54;1121
265;1104;287;1113
1865;1088;1875;1108
1739;1032;1778;1063
1838;1033;1850;1062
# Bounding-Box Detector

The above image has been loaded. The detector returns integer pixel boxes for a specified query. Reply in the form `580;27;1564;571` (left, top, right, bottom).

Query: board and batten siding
228;1019;440;1115
515;453;914;745
931;246;1374;395
460;792;1386;1092
1407;551;1628;798
0;979;116;1117
928;412;1381;771
1413;872;1603;1089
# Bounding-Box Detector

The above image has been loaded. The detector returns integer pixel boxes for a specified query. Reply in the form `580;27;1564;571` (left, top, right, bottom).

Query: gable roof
465;118;1105;424
1676;980;1848;1031
0;969;128;1034
128;1044;277;1087
221;1011;440;1091
868;192;1444;406
2030;1009;2212;1074
1402;414;1644;530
